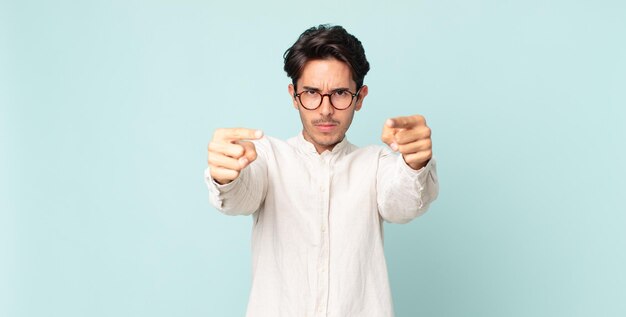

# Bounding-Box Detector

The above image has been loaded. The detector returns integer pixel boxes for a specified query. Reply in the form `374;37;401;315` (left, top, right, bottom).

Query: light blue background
2;0;625;316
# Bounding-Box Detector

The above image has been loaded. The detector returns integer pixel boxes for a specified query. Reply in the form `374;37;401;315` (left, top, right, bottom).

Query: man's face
288;58;368;154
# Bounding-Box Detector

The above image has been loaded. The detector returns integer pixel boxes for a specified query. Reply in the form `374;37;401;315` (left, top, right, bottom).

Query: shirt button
321;225;326;232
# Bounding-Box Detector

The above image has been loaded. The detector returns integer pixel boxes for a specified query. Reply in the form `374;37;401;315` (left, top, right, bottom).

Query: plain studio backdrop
1;0;625;316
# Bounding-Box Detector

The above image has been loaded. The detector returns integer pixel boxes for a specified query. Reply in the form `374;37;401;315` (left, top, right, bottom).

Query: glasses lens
330;91;354;109
299;91;321;110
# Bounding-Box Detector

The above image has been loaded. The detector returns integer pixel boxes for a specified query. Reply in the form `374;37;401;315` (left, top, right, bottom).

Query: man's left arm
377;115;439;224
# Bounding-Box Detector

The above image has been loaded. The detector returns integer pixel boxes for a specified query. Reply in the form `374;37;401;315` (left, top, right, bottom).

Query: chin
316;134;343;146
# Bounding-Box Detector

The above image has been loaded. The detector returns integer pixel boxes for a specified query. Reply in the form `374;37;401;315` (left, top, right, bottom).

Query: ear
354;85;368;111
288;84;298;110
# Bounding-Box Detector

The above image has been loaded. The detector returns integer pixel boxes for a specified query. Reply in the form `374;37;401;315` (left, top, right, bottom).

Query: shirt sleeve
376;148;439;224
204;140;269;216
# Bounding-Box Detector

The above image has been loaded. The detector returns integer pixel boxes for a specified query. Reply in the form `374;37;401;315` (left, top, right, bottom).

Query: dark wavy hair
283;24;370;91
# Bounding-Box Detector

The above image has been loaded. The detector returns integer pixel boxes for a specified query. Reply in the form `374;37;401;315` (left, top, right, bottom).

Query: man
205;25;439;317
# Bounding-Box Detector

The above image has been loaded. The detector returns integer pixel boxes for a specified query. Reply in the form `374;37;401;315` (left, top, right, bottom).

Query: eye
334;90;349;96
303;90;318;96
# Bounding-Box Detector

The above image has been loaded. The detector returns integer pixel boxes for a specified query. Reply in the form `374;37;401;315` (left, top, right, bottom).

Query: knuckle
381;131;393;143
226;166;240;176
208;141;219;151
207;154;218;165
214;167;238;181
214;128;225;139
247;147;258;160
232;144;245;157
223;162;239;172
236;147;246;157
209;168;218;178
231;165;243;172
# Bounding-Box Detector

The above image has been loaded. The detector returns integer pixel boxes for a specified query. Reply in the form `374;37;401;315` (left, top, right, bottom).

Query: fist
208;128;264;184
381;115;432;170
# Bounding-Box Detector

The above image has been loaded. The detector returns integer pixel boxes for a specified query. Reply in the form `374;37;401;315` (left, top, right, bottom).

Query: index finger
217;128;264;141
386;115;425;129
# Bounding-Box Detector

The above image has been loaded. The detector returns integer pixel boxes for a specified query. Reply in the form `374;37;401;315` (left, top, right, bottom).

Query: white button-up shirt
205;133;439;317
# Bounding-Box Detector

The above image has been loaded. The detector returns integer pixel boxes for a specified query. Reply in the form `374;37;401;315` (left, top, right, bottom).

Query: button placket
315;155;331;316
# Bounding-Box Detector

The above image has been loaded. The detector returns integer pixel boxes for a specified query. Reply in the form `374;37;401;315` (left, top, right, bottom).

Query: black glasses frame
294;88;361;110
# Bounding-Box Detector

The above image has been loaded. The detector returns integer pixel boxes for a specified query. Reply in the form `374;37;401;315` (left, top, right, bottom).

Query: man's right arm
204;128;267;216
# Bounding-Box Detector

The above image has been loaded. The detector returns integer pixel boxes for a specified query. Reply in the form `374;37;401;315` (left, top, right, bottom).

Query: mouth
314;123;338;133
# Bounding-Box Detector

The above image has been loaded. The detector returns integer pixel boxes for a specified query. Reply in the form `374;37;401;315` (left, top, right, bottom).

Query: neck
302;130;339;154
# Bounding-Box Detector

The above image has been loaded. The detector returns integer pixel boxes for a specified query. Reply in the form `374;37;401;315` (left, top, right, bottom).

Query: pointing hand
208;128;264;184
381;115;432;170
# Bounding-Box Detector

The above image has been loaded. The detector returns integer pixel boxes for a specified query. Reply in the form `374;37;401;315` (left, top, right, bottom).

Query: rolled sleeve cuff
204;167;245;209
398;156;437;188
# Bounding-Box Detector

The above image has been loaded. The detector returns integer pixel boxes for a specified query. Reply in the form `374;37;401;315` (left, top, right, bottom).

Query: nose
319;94;335;116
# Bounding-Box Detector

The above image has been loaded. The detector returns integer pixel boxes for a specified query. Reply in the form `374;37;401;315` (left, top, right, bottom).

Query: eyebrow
302;86;351;92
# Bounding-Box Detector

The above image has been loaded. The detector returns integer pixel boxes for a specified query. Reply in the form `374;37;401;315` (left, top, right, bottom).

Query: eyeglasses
294;88;360;110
